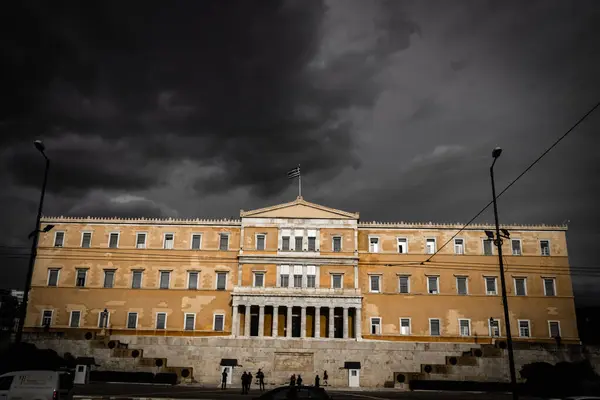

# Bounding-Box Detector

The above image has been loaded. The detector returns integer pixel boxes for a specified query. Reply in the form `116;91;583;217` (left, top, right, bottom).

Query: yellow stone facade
26;197;578;344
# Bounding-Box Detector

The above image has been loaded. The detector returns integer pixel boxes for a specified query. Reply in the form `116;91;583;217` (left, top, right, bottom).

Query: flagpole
298;164;302;198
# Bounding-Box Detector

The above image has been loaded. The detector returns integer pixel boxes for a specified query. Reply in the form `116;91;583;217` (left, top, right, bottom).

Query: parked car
253;386;332;400
0;370;73;399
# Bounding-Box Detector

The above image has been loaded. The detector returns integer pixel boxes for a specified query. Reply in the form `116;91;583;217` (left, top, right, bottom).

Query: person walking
241;371;248;394
323;370;328;386
247;371;253;393
297;374;303;387
290;374;296;386
221;369;228;390
257;368;265;391
314;374;320;388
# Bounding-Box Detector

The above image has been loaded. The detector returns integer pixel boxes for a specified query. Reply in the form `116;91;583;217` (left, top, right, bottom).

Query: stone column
272;306;279;337
355;307;362;340
300;306;307;338
286;306;293;338
343;307;349;339
328;307;335;338
244;304;251;337
258;305;265;337
232;304;239;337
314;307;321;338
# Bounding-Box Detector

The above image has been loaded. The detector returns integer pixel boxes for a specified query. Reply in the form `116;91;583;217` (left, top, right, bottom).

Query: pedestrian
297;374;303;387
314;374;320;388
241;371;248;394
221;369;227;390
257;368;265;391
323;370;328;386
290;374;296;386
247;371;253;392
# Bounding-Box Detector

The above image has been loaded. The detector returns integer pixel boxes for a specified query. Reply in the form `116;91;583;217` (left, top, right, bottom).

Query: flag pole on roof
287;165;301;198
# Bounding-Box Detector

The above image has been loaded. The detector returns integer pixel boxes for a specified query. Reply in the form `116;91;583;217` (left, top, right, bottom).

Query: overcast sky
2;0;599;305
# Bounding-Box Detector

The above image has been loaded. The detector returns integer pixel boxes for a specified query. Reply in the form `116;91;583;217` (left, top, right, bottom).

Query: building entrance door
221;366;233;385
348;369;360;387
250;314;259;336
292;314;301;337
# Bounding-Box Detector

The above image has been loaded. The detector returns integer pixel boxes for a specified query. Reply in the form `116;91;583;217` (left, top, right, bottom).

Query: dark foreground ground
71;383;547;400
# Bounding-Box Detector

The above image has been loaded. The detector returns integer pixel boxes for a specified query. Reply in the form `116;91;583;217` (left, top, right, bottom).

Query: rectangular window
397;238;407;254
127;312;138;329
69;311;81;328
213;314;225;331
456;276;468;295
159;271;170;289
219;234;229;251
132;271;143;289
254;272;264;288
109;232;119;248
280;265;290;287
427;276;439;294
184;313;195;331
400;318;411;335
41;310;53;326
430;319;441;336
514;278;527;296
163;233;174;249
54;231;65;247
369;237;379;253
156;313;167;330
485;277;497;295
81;232;92;248
98;311;110;328
454;238;464;255
369;275;381;293
483;239;493;255
426;238;436;254
191;234;202;250
295;236;303;252
548;321;560;338
103;270;115;288
75;269;87;287
540;240;550;256
370;317;381;335
332;236;342;252
399;276;410;293
256;234;266;251
293;274;302;288
519;320;531;337
332;274;343;289
459;319;471;336
47;269;59;287
216;272;227;290
282;236;290;251
136;233;147;249
306;265;316;288
308;236;316;251
543;278;556;296
511;239;522;256
489;319;501;337
188;272;199;290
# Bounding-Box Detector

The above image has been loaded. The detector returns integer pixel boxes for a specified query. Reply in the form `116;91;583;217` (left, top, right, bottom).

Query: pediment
240;197;359;220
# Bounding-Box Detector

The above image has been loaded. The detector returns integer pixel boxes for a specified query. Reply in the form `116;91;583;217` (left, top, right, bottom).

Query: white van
0;370;73;400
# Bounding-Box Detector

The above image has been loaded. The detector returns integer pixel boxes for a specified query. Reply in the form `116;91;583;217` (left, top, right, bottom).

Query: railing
233;286;362;296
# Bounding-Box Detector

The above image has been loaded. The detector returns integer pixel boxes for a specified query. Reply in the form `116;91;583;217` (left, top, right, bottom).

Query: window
483;239;493;255
188;271;199;290
295;237;303;252
427;276;439;294
511;239;522;256
540;240;550;256
308;236;316;251
156;313;167;330
256;234;266;251
41;310;53;326
397;238;407;254
54;231;65;247
81;232;92;248
459;319;471;336
399;276;410;293
489;319;501;337
216;272;227;290
370;317;381;335
136;233;147;249
214;314;225;331
163;233;174;249
454;238;464;255
293;265;303;288
75;269;87;287
127;312;138;329
191;234;202;250
282;236;290;251
219;234;229;251
98;311;110;328
543;278;556;296
253;272;264;288
456;276;468;295
159;271;171;289
519;320;531;337
430;319;441;336
400;318;411;335
306;265;316;288
332;274;343;289
333;236;342;252
47;269;59;287
485;277;497;295
103;270;115;288
514;278;527;296
132;271;143;289
109;232;119;248
548;321;561;338
426;238;436;254
369;275;381;293
369;237;379;253
184;313;195;330
69;311;81;328
280;265;290;287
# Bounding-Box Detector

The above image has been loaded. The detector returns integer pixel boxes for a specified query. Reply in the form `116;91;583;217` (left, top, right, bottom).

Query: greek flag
287;167;300;179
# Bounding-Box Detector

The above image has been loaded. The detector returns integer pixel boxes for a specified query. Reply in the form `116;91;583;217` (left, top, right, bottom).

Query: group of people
290;370;328;388
220;368;329;392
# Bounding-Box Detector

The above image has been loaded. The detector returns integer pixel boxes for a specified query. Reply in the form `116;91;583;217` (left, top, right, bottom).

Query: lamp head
34;140;45;153
42;225;54;233
484;230;495;240
500;228;510;238
492;147;502;158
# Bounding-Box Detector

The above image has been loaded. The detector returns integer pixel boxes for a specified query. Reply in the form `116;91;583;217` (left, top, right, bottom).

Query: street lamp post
490;147;518;400
15;140;50;344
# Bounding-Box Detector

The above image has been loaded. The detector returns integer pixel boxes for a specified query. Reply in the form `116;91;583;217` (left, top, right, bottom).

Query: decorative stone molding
358;221;568;231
